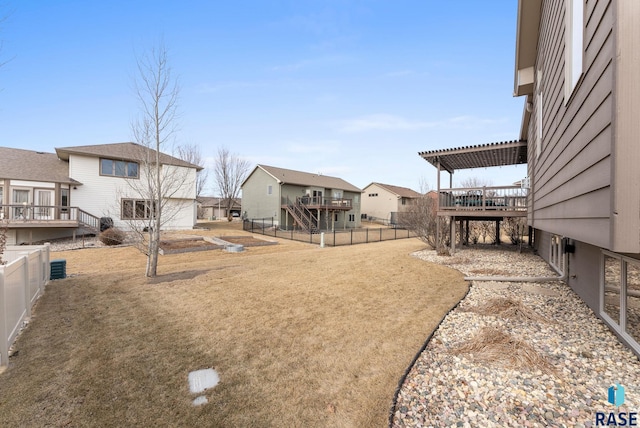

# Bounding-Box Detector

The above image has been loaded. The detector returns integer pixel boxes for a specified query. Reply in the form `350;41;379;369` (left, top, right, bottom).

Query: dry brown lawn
0;222;468;427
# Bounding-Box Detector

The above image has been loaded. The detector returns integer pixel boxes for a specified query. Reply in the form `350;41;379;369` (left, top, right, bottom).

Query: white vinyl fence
0;244;51;367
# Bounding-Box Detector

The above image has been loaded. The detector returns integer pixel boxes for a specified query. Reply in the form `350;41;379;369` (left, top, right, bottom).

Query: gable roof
249;165;362;193
0;147;79;184
364;182;421;198
55;142;203;170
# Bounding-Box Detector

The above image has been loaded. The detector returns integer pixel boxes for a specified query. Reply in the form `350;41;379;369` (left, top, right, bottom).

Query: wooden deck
1;205;100;231
437;185;527;219
282;196;354;212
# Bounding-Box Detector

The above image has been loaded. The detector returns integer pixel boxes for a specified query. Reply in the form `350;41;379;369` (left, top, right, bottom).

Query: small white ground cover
188;368;220;394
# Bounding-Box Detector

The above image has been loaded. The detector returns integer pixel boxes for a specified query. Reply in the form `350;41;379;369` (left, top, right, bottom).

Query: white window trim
565;0;584;102
600;250;640;356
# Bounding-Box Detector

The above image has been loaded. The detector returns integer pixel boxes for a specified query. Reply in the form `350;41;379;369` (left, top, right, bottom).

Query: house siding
362;183;397;222
611;0;640;252
69;154;196;230
528;0;614;249
241;168;280;223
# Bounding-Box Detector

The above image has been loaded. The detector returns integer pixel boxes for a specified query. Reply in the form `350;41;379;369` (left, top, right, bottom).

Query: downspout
464;250;569;283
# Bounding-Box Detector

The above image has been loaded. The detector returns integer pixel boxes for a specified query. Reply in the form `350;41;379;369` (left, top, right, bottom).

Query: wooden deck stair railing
284;197;318;232
77;209;101;234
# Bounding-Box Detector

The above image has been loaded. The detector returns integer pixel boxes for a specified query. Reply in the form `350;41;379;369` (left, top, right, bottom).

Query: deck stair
284;197;319;232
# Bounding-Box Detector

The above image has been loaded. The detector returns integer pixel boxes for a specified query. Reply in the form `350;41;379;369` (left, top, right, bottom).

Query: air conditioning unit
50;259;67;280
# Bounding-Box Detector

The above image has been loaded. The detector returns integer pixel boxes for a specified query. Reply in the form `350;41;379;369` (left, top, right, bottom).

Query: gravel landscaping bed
392;246;640;428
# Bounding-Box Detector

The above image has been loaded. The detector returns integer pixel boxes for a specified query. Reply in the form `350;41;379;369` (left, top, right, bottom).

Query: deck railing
438;186;527;212
0;205;80;222
282;196;353;209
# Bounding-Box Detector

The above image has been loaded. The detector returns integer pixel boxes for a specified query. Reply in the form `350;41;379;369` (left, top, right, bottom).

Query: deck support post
465;219;470;245
436;159;441;253
495;220;501;245
450;215;456;253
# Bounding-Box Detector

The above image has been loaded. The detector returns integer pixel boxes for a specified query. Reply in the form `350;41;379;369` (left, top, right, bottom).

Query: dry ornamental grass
450;327;557;375
0;221;468;427
463;297;550;324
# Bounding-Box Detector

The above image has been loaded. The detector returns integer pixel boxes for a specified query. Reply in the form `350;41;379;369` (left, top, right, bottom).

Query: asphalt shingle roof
56;142;203;170
0;147;79;184
366;182;421;198
257;165;362;193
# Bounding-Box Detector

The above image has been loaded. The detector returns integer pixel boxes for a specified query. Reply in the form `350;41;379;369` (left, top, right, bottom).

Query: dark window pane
626;262;640;344
101;159;114;175
127;162;139;177
115;161;127;177
122;200;133;219
135;200;147;219
604;255;621;324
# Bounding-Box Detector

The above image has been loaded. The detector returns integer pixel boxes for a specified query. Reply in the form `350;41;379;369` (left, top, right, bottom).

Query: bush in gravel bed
99;227;125;246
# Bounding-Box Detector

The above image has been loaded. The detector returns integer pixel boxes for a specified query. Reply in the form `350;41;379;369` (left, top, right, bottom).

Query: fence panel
0;245;50;367
28;251;43;305
244;219;418;247
0;257;28;366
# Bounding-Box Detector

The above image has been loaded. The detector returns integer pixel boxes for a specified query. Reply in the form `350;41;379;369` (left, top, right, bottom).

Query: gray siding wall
241;168;280;221
611;0;640;252
528;0;614;248
535;230;601;321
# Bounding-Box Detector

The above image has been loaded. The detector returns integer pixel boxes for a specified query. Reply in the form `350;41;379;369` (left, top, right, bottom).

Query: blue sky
1;0;527;193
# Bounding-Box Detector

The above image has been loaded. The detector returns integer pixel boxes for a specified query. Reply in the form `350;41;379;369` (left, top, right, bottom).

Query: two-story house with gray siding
241;165;362;231
515;0;640;355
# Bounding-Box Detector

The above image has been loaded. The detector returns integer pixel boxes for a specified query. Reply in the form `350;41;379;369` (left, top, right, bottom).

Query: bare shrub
503;217;527;244
403;192;450;251
99;228;125;246
449;327;556;375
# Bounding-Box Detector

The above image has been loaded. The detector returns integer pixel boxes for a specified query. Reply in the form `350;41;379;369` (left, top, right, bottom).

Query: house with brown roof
241;165;362;231
1;143;201;245
196;196;241;220
361;182;422;226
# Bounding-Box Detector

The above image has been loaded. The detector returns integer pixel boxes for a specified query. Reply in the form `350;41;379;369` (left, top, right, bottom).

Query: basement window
601;251;640;354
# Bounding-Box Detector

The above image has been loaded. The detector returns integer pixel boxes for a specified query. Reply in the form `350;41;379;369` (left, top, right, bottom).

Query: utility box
50;259;67;280
100;217;114;232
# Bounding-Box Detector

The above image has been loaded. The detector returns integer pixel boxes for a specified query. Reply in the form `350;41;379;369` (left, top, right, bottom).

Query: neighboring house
361;182;422;225
0;147;81;245
1;142;201;245
241;165;362;231
197;196;241;219
513;0;640;355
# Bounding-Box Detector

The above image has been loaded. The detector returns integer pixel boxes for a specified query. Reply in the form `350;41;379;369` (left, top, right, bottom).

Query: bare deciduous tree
175;143;208;197
403;179;450;253
128;42;189;277
213;147;250;221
